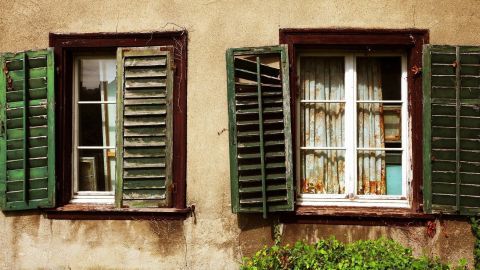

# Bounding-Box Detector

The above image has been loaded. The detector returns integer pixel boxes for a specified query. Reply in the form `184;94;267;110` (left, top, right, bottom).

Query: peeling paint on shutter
116;47;173;208
227;45;294;217
423;45;480;215
0;49;55;211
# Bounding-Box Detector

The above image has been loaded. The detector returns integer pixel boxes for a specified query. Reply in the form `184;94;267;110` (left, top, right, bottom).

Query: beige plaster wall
0;0;479;269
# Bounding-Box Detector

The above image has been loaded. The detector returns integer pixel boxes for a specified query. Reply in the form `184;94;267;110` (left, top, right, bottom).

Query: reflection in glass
76;57;116;192
78;149;116;192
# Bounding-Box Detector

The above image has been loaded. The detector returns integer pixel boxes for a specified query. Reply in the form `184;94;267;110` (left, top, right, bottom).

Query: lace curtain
301;57;345;194
357;58;386;195
301;57;386;195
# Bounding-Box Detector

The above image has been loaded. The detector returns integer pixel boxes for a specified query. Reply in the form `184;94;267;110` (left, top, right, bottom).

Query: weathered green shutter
227;45;294;217
0;49;55;210
116;47;173;208
423;45;480;215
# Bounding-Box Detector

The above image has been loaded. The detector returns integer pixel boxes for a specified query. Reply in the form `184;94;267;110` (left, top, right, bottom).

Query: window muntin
297;52;409;207
72;56;117;204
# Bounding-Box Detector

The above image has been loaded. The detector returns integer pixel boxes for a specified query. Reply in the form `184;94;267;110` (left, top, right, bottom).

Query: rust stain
426;220;436;238
411;65;422;76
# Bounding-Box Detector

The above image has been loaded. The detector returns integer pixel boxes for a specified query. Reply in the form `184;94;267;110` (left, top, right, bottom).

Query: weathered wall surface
0;0;479;269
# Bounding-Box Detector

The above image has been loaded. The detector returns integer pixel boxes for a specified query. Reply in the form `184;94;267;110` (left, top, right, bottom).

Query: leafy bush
241;238;467;270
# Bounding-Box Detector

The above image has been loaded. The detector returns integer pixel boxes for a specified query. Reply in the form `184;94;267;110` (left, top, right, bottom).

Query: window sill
280;206;441;225
46;204;193;220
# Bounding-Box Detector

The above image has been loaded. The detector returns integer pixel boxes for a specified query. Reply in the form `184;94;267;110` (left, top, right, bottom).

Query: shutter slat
124;57;166;67
424;45;480;215
227;46;293;217
116;47;173;208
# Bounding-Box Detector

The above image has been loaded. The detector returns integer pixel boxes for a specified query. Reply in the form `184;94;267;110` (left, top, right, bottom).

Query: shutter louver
0;49;55;210
423;45;480;215
116;47;173;208
227;46;294;217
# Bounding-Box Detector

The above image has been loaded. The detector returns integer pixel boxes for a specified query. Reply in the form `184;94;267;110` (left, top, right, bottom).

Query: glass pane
78;149;116;192
384;105;401;142
78;104;116;147
299;57;345;195
79;58;116;102
357;150;402;195
301;103;345;147
356;57;401;101
301;57;345;101
300;57;345;148
357;103;402;147
356;57;403;149
301;150;345;194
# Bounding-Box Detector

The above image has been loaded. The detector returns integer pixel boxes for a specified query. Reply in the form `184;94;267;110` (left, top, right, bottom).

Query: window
296;52;409;208
18;32;189;216
227;29;439;218
69;55;117;204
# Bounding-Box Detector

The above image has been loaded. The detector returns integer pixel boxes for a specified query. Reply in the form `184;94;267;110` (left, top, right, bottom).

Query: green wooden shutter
227;45;294;217
0;49;55;210
116;47;173;208
423;45;480;215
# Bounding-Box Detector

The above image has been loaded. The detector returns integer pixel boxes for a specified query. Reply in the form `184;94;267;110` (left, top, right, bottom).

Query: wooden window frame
71;54;117;204
47;32;189;219
296;51;410;208
280;28;429;218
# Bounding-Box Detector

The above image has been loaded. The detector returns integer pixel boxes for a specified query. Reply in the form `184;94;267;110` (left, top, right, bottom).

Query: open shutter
0;49;55;210
227;45;293;217
116;47;173;208
423;45;480;215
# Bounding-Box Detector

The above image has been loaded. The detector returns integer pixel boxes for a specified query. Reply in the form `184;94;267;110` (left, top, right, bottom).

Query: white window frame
71;55;116;204
296;51;410;208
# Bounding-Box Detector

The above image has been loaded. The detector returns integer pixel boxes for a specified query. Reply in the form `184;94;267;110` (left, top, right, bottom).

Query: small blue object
386;165;402;195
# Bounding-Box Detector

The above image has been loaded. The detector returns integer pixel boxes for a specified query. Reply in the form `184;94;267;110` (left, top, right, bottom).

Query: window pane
79;59;116;102
78;149;116;192
300;57;345;194
78;104;116;147
302;150;345;194
75;56;117;194
356;57;401;101
357;150;402;195
356;57;402;145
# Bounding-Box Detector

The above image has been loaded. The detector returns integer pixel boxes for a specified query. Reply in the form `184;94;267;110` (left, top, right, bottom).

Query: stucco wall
0;0;479;269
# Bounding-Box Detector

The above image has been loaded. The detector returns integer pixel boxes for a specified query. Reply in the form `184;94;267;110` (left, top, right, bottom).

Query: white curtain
301;57;345;194
357;58;386;195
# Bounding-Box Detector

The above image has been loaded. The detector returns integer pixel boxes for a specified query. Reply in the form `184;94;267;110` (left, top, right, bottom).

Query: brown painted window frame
47;32;189;219
279;28;430;220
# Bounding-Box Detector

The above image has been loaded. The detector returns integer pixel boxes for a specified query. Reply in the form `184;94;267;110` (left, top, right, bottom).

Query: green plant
471;217;480;270
241;237;467;270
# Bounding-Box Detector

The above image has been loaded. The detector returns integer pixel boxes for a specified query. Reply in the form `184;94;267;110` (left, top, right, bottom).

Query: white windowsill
297;196;411;208
70;192;115;204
